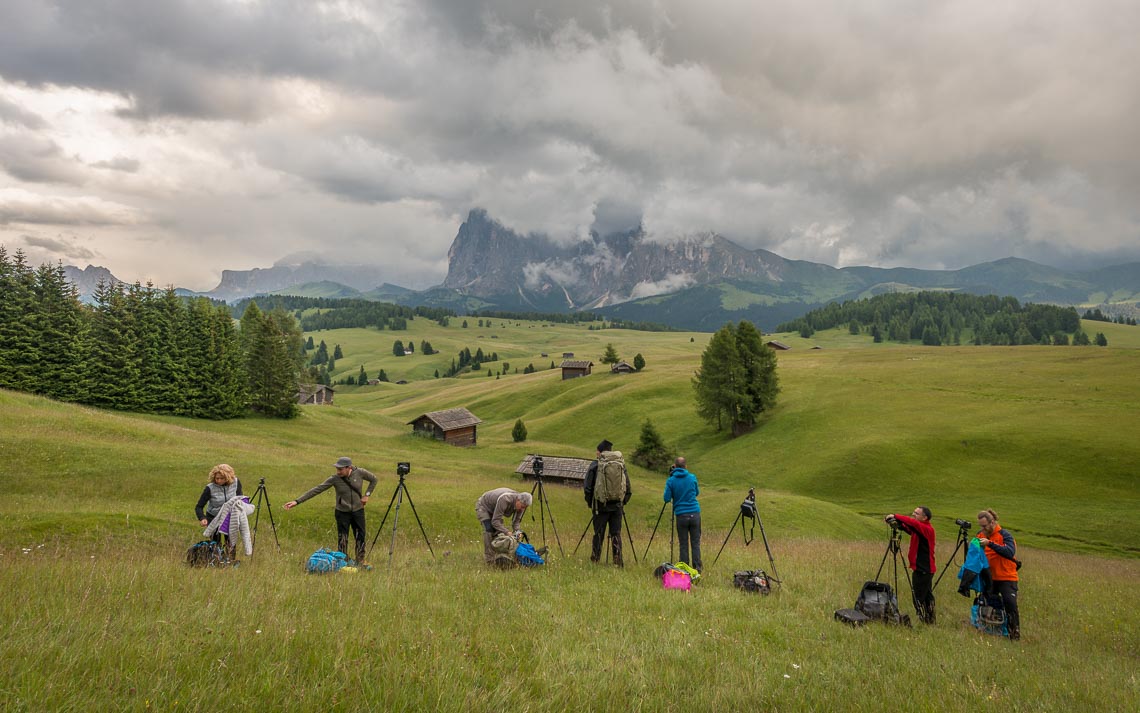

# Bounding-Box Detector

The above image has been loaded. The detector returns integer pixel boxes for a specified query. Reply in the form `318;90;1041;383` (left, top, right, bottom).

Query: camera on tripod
396;462;411;476
740;487;757;519
955;518;971;530
532;455;544;476
885;514;899;529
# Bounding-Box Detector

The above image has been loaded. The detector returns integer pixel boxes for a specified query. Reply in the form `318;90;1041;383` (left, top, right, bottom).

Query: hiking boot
611;536;624;567
1009;626;1020;641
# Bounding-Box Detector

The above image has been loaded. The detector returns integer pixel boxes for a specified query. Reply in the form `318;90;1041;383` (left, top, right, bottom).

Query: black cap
597;440;613;452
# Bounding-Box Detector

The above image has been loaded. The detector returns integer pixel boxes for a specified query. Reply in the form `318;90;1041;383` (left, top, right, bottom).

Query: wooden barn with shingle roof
560;359;594;380
408;408;483;447
516;454;592;488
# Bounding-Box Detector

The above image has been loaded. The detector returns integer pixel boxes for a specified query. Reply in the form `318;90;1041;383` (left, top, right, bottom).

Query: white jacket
204;496;256;556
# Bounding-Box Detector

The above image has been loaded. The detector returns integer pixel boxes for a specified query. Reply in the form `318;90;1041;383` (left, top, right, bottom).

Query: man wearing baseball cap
285;457;377;564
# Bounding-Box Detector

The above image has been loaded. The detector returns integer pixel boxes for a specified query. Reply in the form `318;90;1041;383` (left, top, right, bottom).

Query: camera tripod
249;477;280;560
642;502;674;562
573;507;639;564
367;467;435;566
527;456;565;557
712;489;781;586
874;524;915;609
932;521;972;592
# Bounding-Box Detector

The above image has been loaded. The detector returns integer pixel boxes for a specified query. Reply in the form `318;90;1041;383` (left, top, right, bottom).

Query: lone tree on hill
632;419;674;472
633;353;645;371
512;419;528;442
601;343;620;365
393;340;405;356
693;320;779;436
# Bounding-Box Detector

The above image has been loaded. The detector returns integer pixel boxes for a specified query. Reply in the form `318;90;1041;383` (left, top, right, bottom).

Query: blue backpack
307;548;347;574
515;542;544;567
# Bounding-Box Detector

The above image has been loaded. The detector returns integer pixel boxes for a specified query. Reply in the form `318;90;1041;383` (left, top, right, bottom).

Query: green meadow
1;316;1138;711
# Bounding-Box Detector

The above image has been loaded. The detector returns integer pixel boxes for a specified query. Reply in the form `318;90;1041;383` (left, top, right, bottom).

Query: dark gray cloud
22;234;96;259
0;0;1137;289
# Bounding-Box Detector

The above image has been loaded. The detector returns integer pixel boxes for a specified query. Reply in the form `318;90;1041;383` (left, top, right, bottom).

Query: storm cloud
0;0;1137;289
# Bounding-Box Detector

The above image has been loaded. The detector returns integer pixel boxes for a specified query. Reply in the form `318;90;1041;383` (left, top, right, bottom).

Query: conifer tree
633;353;645;371
512;419;527;442
0;249;38;391
30;262;84;400
333;344;343;359
693;324;745;433
601;343;619;365
632;419;674;472
82;280;137;411
358;365;367;384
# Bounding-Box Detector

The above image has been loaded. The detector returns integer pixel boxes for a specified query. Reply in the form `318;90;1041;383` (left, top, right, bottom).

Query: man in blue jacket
664;456;702;572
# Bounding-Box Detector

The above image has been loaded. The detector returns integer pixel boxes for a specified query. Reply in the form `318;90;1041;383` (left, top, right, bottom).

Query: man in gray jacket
285;457;378;564
474;488;532;564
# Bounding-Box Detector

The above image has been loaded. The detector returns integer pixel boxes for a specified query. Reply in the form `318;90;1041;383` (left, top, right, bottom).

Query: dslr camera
396;462;411;476
955;518;971;529
740;488;757;519
532;455;544;476
885;514;899;528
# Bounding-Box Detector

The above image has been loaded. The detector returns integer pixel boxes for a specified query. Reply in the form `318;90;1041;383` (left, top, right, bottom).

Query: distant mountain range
60;209;1140;330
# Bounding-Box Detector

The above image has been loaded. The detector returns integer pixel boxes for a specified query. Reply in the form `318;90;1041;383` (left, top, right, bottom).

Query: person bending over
474;488;532;565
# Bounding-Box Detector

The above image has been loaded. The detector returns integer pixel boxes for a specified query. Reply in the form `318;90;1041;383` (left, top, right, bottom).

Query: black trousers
335;508;367;562
992;580;1020;637
911;570;935;624
591;507;623;565
675;513;702;571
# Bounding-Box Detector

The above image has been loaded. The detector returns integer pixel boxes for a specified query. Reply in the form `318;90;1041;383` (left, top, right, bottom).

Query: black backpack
732;570;772;595
854;581;910;626
185;540;227;568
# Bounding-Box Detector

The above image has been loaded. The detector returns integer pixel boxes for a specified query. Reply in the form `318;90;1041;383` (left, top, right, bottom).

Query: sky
1;0;1138;291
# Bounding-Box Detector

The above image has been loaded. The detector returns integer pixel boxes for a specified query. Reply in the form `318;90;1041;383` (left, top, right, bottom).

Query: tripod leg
643;502;666;561
388;488;404;566
621;509;638;564
530;480;546;547
669;505;674;564
712;513;743;567
367;485;401;557
536;482;564;557
400;484;435;558
755;515;781;585
573;514;593;555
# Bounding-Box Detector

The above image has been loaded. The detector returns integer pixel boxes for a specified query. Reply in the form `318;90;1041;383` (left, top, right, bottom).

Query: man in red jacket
885;506;937;624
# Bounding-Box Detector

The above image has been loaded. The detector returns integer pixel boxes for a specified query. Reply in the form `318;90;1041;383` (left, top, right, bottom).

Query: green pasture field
1;317;1138;711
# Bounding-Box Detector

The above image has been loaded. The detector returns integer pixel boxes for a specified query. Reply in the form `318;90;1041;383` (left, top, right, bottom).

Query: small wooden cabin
516;454;592;488
766;340;791;350
560;359;594;380
407;408;482;447
297;384;335;405
611;361;635;374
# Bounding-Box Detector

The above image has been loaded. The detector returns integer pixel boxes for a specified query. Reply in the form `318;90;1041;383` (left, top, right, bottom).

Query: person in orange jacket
977;508;1021;641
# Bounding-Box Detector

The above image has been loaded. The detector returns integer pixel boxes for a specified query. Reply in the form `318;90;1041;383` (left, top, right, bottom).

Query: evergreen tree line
443;346;499;377
777;292;1093;346
473;309;602;324
1082;308;1137;325
230;295;454;332
0;249;304;419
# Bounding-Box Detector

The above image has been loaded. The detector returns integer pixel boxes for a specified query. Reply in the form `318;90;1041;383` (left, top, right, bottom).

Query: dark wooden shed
560;359;594;380
611;361;635;374
408;408;482;447
766;340;791;350
297;384;335;405
516;454;592;488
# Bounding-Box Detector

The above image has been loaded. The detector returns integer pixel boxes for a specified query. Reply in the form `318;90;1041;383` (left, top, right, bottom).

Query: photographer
977;508;1021;641
284;457;377;564
884;507;937;624
584;440;631;567
663;456;701;572
474;488;532;565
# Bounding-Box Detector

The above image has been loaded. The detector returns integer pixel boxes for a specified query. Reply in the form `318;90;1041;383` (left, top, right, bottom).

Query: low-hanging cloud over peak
1;0;1138;288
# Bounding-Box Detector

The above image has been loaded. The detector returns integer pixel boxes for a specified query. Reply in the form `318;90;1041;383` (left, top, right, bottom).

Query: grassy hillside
2;321;1138;711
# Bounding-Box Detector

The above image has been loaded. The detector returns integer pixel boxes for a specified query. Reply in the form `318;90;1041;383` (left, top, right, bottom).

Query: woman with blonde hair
195;465;244;547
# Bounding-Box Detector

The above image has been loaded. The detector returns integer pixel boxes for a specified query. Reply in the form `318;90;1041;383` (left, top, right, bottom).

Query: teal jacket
663;467;700;515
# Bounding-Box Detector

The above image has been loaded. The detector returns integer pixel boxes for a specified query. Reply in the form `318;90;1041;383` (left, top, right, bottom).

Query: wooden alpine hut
516;454;593;488
560;359;594;380
408;407;482;447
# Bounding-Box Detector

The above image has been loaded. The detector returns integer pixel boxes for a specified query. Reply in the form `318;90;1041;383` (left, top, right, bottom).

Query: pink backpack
662;569;692;591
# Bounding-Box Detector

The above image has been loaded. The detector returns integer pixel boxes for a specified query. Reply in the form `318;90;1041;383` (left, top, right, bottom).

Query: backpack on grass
593;451;627;505
854;581;911;626
185;540;229;568
307;548;347;574
732;569;771;594
515;542;544;567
